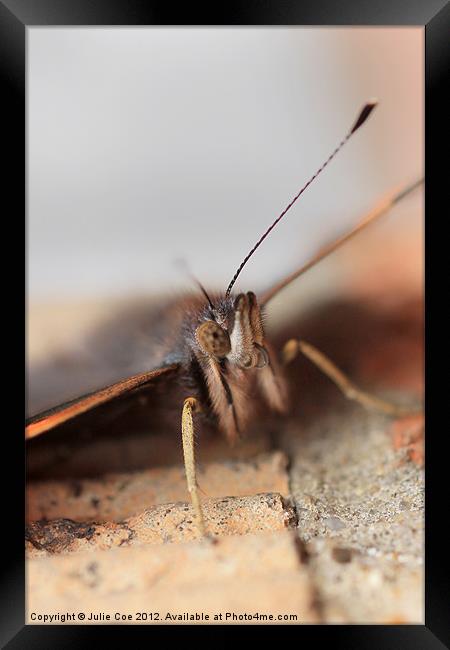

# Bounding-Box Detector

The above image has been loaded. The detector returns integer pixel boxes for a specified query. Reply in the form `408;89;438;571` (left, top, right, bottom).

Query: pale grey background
28;27;423;302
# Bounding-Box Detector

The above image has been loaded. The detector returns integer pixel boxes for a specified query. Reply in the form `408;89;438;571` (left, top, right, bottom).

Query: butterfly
26;100;423;536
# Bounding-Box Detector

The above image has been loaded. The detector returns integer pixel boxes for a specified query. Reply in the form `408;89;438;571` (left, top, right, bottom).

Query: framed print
1;0;448;645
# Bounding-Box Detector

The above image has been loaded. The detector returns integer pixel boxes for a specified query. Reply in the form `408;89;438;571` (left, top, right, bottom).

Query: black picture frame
3;0;448;645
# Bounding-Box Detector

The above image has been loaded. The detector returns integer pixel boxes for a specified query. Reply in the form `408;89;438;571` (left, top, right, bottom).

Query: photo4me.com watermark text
29;611;300;623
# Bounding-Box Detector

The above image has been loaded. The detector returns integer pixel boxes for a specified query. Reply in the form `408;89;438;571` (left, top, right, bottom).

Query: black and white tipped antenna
225;100;378;297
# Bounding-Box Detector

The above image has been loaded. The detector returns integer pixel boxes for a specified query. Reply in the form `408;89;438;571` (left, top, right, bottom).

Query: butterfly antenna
175;258;216;309
225;100;378;297
196;281;216;310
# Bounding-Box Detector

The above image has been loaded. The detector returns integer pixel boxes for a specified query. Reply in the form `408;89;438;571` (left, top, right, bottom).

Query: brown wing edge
25;363;180;440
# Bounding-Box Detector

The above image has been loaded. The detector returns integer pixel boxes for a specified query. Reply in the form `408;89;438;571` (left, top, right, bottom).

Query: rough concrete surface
281;407;423;623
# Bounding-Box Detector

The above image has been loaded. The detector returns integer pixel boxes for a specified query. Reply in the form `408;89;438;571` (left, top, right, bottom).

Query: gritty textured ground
26;219;424;625
282;407;423;623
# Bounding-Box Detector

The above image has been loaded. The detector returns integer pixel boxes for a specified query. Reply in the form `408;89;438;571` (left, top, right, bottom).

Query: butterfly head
194;291;268;370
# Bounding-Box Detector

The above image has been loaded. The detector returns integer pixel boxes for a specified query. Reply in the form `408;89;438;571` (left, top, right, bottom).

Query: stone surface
27;531;319;624
26;451;289;523
389;413;424;467
26;492;295;556
303;537;422;624
281;406;424;623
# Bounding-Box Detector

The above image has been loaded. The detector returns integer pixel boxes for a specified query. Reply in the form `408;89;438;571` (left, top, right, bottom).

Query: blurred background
28;27;423;362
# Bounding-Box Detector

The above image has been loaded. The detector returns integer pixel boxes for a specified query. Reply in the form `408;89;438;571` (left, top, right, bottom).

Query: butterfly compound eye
196;321;231;359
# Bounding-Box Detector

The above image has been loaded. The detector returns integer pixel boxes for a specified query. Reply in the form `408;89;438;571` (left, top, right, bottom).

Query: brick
27;531;319;624
26;492;295;556
27;451;289;523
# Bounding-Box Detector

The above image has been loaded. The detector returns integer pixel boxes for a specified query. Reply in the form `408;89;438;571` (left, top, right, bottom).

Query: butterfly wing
25;363;180;440
26;295;190;446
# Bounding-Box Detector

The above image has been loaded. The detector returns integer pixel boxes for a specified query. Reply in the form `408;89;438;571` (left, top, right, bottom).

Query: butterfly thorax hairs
163;291;287;444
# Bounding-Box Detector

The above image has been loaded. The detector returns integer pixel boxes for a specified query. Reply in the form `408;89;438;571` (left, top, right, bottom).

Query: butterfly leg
181;397;208;538
281;339;421;417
